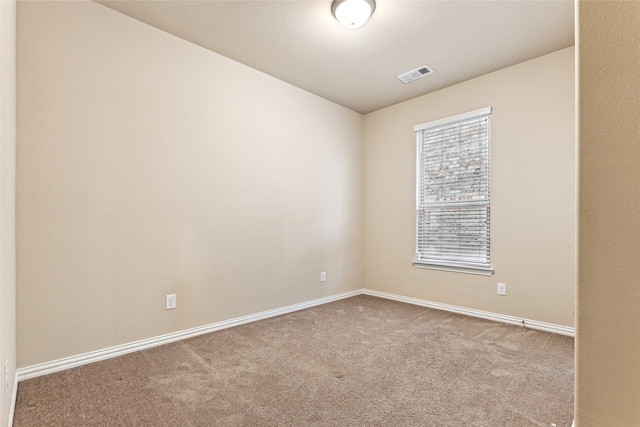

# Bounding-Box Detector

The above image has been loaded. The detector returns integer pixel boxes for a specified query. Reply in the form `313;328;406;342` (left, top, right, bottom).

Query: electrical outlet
497;283;507;296
320;271;326;282
5;359;8;393
166;294;177;310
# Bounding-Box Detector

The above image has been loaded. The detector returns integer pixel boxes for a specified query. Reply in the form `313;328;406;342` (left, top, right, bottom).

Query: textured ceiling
96;0;575;114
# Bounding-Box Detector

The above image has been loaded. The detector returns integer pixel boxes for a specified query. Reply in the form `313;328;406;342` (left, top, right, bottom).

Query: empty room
0;0;638;426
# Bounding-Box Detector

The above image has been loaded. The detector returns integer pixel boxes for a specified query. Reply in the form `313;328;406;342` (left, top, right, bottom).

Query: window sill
412;261;494;276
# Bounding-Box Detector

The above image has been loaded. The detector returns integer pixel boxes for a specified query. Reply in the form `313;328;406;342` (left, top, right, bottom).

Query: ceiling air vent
397;65;434;84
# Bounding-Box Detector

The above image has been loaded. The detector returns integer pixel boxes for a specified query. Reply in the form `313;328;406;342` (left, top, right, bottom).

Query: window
413;107;492;275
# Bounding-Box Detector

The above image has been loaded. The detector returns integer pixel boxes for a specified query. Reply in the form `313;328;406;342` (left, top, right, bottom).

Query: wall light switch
320;271;326;282
166;294;177;310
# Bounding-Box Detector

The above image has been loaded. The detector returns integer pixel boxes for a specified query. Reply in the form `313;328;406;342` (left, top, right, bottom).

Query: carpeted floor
14;295;574;426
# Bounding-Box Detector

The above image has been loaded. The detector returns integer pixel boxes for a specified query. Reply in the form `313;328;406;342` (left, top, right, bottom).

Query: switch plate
166;294;177;310
497;283;506;296
5;359;8;393
320;271;326;282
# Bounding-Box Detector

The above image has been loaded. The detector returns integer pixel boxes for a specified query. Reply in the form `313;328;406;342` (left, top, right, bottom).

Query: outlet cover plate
497;283;506;296
166;294;177;310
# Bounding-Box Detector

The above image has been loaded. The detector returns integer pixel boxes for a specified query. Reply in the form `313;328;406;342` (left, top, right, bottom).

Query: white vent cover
397;65;434;84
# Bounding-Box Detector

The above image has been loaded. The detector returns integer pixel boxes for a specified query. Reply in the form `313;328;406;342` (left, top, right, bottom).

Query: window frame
412;107;493;276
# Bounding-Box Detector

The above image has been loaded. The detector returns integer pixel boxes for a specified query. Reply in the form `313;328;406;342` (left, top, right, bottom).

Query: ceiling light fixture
331;0;376;29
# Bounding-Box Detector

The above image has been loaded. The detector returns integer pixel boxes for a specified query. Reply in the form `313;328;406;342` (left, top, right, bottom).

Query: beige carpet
14;295;574;426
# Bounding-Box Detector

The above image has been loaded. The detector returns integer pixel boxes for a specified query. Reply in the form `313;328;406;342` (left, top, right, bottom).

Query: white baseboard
16;290;361;382
361;289;575;337
15;287;574;384
8;370;17;427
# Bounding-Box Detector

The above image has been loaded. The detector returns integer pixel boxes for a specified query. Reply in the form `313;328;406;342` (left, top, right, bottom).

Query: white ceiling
96;0;575;114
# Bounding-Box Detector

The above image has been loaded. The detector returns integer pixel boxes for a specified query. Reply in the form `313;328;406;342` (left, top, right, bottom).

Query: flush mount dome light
331;0;376;29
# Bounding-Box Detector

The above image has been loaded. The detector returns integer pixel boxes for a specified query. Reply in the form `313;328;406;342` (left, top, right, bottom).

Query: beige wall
11;0;640;424
575;1;640;425
16;0;578;378
0;0;16;425
363;47;575;327
16;1;363;367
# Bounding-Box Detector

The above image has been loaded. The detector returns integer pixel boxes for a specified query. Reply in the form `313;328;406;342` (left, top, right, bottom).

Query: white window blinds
414;107;492;274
